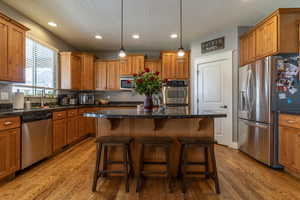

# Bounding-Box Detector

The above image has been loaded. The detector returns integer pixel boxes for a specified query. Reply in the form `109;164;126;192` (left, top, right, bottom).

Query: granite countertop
276;110;300;115
84;107;227;119
0;102;142;118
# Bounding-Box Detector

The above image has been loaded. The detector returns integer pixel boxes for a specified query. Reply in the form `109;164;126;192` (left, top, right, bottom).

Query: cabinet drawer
78;108;86;115
279;114;300;129
0;117;20;131
53;111;67;121
67;109;78;118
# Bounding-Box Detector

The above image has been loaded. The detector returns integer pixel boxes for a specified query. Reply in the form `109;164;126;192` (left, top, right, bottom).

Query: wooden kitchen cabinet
0;128;21;179
80;53;95;90
145;59;162;77
95;61;107;90
0;13;28;82
161;51;189;79
106;61;120;90
119;55;145;75
53;119;67;152
240;9;300;65
60;52;82;90
279;114;300;173
67;116;79;144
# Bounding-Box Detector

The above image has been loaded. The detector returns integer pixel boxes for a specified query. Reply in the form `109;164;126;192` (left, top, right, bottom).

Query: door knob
220;105;228;109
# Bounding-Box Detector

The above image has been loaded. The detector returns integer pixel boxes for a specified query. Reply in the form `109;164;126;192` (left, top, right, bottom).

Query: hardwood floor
1;137;300;200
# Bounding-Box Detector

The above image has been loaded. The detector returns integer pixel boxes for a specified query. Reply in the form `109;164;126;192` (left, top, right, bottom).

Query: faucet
40;88;45;107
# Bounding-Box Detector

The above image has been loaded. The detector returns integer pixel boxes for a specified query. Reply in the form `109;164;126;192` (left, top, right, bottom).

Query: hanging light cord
121;0;124;49
180;0;183;49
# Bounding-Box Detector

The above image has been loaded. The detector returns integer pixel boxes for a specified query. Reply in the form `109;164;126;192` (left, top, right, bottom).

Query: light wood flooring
1;137;300;200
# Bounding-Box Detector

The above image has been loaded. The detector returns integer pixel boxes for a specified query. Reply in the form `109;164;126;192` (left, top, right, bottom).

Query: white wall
190;26;239;143
0;1;76;51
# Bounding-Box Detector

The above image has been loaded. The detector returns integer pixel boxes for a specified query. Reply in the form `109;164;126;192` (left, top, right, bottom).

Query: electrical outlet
0;92;9;100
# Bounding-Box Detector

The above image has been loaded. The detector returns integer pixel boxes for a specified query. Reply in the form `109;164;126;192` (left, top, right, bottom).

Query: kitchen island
84;107;226;176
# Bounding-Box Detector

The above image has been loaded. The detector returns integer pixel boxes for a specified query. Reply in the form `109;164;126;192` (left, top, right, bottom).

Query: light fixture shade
119;48;126;58
177;48;185;57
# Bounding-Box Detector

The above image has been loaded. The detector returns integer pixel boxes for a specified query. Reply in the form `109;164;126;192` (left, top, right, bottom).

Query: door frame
192;50;235;148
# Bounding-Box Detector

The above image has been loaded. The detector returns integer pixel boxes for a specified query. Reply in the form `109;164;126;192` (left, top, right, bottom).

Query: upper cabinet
119;55;145;76
161;51;189;79
106;61;120;90
80;53;95;90
95;61;107;90
60;52;82;90
60;52;95;90
0;13;29;82
145;59;162;78
240;9;300;66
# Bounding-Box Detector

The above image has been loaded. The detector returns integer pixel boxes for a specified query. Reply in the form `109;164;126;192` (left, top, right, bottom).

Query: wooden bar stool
177;137;220;194
136;136;173;193
92;136;133;192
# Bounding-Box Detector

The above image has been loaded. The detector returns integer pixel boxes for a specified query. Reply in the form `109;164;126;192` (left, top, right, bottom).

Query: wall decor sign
201;37;225;54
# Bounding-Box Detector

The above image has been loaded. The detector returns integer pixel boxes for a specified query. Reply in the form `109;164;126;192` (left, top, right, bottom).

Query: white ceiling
2;0;300;51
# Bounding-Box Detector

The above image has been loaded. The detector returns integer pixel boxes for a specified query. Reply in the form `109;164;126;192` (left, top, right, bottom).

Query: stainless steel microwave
120;76;134;90
162;80;189;105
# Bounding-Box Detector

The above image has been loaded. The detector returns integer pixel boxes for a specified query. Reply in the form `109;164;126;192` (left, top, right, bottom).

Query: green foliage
132;68;162;96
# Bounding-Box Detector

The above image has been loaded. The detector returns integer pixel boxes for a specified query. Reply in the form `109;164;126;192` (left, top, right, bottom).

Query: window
13;37;58;96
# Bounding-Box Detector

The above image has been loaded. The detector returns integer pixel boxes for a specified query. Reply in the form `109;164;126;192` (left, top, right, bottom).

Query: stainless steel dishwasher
21;111;53;169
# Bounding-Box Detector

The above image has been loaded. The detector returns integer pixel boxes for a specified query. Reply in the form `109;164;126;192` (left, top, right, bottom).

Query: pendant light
177;0;185;57
119;0;126;58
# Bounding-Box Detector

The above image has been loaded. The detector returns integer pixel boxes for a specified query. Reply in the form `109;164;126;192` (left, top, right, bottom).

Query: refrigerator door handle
245;69;251;112
240;119;269;129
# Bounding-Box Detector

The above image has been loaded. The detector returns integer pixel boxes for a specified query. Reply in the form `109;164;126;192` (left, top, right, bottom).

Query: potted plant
131;68;162;112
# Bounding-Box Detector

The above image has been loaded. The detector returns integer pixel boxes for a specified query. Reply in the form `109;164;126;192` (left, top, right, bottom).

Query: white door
194;51;233;146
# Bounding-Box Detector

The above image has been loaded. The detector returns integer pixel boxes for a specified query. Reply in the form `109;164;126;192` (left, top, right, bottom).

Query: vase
144;95;153;112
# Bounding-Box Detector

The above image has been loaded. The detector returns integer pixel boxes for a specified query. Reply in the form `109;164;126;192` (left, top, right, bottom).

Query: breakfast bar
85;107;227;176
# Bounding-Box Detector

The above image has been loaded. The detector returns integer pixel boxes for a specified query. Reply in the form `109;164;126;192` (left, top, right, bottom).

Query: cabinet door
145;60;162;78
162;53;177;79
95;61;107;90
0;18;8;81
67;117;79;144
119;58;131;75
107;61;120;90
130;56;145;74
279;126;300;172
8;23;25;83
255;25;264;58
85;109;95;135
248;31;256;62
240;36;247;66
71;55;81;90
53;119;67;152
175;53;189;79
0;128;20;179
263;15;278;56
81;54;95;90
78;116;86;138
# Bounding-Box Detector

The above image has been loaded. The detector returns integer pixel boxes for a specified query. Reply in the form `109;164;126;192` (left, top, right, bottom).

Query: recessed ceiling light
132;34;140;39
48;22;57;27
95;35;103;39
170;34;178;39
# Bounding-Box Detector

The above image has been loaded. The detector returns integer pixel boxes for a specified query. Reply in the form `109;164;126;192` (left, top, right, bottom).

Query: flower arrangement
131;68;162;96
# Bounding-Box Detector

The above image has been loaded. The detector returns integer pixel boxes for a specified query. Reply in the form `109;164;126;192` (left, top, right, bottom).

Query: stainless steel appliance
238;56;280;168
79;93;94;105
162;80;189;105
21;111;52;169
120;76;134;90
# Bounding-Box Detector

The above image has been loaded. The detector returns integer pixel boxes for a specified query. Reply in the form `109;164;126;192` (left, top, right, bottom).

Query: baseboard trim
229;142;238;149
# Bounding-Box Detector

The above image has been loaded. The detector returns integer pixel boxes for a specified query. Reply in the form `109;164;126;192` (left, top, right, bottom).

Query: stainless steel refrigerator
238;56;280;168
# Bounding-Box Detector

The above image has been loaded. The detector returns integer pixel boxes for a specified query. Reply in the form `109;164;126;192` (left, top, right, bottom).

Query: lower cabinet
279;114;300;173
67;117;79;144
0;128;20;179
53;119;67;152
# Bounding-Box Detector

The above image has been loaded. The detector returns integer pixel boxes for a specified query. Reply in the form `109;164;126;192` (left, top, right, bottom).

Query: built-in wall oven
162;80;189;105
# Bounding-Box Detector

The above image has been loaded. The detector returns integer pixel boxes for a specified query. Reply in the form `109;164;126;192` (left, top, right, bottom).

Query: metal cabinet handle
287;120;296;124
3;121;13;126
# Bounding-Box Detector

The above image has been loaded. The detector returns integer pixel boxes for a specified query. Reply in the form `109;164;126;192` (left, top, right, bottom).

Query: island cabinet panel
80;53;95;90
0;128;20;179
279;114;300;173
60;52;82;90
95;61;107;90
161;51;189;79
106;61;120;90
53;119;67;152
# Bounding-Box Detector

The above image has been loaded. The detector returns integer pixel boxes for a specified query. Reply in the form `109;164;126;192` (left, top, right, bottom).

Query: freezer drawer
238;119;273;166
